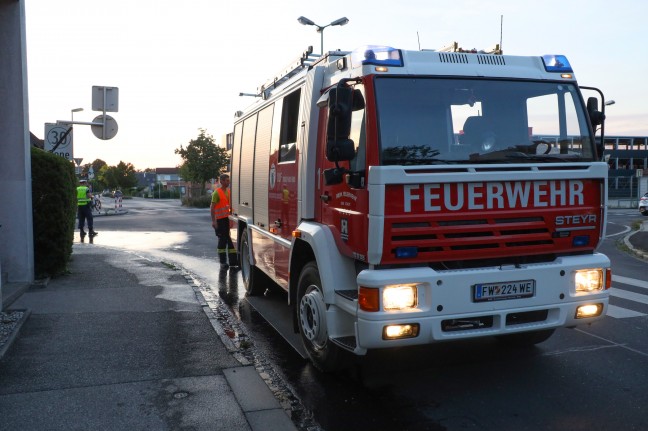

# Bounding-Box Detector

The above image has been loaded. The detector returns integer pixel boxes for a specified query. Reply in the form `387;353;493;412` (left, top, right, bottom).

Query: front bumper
352;253;610;350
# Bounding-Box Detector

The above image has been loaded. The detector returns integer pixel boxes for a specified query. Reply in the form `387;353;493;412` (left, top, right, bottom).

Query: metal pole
102;87;107;140
320;29;324;55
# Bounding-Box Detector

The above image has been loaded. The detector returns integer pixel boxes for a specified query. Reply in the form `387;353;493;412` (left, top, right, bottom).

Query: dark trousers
78;204;93;232
215;217;238;265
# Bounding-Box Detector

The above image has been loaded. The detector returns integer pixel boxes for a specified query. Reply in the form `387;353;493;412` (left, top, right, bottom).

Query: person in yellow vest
211;173;238;269
77;179;98;239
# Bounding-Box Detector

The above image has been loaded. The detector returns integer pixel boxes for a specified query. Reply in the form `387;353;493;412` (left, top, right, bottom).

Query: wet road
91;198;648;431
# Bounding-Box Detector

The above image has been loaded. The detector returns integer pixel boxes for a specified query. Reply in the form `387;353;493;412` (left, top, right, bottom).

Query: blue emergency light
395;246;418;258
541;55;574;73
352;46;404;67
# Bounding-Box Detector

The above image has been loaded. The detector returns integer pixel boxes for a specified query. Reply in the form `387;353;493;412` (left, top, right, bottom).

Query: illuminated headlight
575;269;603;293
383;323;420;340
383;284;418;310
576;303;603;319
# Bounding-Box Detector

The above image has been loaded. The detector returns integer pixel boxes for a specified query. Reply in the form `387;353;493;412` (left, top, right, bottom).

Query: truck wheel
496;329;555;347
240;230;262;296
296;262;347;372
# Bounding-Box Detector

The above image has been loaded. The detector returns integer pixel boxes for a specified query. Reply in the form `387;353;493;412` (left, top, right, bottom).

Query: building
604;136;648;199
150;167;186;198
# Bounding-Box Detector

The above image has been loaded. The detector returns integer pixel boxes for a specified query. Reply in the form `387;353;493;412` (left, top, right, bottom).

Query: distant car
640;192;648;216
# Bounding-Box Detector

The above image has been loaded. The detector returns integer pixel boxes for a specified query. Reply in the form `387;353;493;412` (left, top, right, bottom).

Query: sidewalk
0;244;297;431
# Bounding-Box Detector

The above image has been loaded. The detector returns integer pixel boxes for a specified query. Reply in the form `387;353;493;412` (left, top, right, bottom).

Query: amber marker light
605;268;612;290
359;287;379;312
292;230;302;238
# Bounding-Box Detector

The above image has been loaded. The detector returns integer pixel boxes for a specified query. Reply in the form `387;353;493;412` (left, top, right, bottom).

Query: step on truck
228;43;612;371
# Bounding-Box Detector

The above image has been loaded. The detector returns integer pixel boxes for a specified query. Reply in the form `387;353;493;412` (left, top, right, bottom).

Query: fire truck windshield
374;77;596;165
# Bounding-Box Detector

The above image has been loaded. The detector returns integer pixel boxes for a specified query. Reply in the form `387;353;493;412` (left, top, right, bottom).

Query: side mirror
586;97;606;159
351;88;365;111
587;97;605;127
326;86;355;162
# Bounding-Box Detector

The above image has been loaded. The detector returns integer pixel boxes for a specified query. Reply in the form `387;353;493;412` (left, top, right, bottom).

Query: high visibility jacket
77;186;90;206
211;188;230;220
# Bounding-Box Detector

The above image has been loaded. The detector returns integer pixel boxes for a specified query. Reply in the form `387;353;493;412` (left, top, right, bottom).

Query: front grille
506;310;548;326
388;216;552;260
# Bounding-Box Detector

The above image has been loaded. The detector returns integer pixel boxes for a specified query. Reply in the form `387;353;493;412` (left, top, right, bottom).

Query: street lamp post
297;16;349;55
71;107;84;179
71;107;83;122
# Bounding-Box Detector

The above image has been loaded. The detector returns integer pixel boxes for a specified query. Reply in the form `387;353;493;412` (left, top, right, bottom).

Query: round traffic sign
91;115;119;140
46;125;72;150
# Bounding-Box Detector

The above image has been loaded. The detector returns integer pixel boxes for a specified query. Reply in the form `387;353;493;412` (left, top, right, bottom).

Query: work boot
80;230;86;238
89;230;98;237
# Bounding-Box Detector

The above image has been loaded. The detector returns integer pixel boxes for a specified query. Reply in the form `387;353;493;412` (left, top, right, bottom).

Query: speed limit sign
44;123;74;160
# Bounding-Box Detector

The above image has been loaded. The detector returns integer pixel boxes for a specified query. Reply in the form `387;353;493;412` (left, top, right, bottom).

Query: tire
496;329;555;347
296;262;347;372
240;230;263;296
95;200;101;211
640;208;648;216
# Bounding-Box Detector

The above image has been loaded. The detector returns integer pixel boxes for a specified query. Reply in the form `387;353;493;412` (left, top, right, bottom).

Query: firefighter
211;173;238;269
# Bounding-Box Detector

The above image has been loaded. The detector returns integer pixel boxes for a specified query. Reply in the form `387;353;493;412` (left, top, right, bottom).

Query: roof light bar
542;55;573;73
351;45;403;68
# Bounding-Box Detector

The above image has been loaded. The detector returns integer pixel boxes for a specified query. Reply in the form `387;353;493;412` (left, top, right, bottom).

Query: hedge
31;147;76;277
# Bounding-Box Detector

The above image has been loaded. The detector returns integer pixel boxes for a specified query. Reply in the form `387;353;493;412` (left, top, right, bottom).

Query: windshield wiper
469;146;577;162
503;153;566;162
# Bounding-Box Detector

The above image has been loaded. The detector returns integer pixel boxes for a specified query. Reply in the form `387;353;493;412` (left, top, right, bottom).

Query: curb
623;222;648;261
173;264;315;430
0;309;31;360
93;209;129;217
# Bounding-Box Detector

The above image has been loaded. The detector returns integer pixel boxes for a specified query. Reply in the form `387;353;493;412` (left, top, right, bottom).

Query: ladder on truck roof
433;41;502;55
258;46;321;100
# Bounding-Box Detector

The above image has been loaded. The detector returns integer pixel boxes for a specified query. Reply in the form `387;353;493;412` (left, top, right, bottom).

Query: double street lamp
297;16;349;55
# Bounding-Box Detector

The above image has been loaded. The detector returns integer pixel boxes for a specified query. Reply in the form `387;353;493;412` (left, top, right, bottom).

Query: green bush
181;194;212;208
31;148;76;277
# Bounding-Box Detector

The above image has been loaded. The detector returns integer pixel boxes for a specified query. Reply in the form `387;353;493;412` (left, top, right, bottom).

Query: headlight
383;284;418;310
575;269;603;293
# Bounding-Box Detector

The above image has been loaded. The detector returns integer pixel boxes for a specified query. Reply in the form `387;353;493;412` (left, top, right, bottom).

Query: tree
175;129;229;196
81;159;108;191
98;161;137;191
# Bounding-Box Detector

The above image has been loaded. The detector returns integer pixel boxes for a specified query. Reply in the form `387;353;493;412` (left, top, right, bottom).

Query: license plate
473;280;535;302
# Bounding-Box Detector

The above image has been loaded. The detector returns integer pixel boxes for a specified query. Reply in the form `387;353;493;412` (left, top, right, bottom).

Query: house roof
155;167;180;174
30;132;44;149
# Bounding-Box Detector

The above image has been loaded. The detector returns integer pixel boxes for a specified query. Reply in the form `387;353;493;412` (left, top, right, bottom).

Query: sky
25;0;648;170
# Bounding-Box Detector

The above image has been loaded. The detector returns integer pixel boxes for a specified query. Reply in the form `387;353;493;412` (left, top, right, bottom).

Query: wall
0;0;34;284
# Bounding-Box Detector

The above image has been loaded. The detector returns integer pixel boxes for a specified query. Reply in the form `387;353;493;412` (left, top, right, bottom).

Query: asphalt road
94;199;648;431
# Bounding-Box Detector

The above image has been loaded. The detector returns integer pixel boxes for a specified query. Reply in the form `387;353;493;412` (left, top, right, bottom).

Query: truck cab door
317;85;369;261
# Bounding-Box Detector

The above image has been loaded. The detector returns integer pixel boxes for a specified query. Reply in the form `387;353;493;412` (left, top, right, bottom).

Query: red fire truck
229;44;612;371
